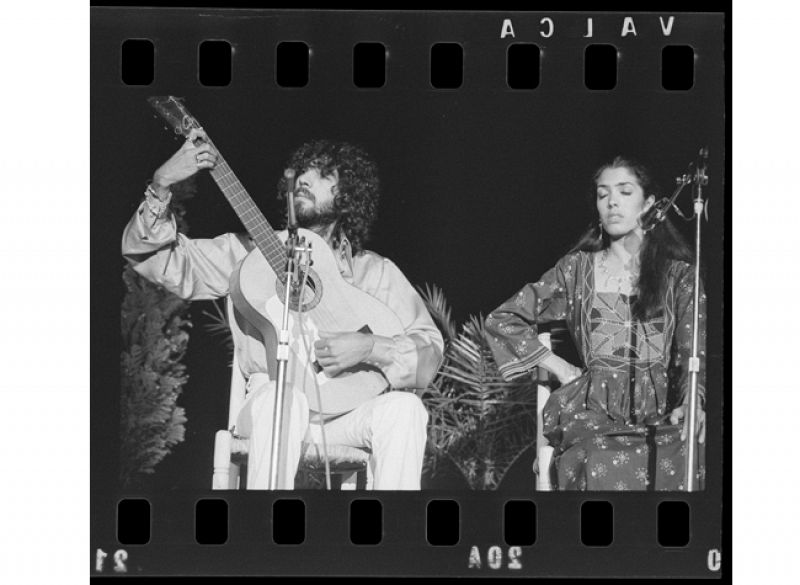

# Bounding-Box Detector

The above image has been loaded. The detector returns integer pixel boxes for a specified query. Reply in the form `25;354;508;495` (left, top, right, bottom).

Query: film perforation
353;42;387;89
657;500;691;547
349;498;383;545
116;498;151;546
662;44;695;90
272;498;306;545
198;39;232;87
426;499;461;546
506;43;542;90
503;499;537;546
584;43;619;90
580;500;614;546
430;42;464;89
195;498;229;545
276;41;310;88
120;38;154;86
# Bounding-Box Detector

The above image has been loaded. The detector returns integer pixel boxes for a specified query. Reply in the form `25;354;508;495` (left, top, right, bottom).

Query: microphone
695;147;709;187
698;146;709;167
637;149;709;232
285;168;297;230
637;198;669;232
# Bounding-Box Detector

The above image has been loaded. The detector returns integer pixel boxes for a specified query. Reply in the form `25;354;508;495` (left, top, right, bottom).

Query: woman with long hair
485;156;706;490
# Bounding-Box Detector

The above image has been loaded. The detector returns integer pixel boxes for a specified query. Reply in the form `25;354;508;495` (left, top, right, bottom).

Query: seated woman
484;156;706;491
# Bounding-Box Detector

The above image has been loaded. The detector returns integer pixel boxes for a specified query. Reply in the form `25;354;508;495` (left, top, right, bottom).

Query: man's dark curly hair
277;139;380;255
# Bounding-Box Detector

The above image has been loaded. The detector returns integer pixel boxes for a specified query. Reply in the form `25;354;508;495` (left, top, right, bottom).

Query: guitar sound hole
277;268;323;312
297;271;316;293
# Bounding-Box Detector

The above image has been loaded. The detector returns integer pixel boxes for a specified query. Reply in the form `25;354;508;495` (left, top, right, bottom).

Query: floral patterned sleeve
670;263;707;408
484;255;575;381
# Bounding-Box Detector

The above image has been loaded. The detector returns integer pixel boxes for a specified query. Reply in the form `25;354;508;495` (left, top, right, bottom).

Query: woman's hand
151;128;218;196
669;403;706;444
314;332;375;377
540;354;583;386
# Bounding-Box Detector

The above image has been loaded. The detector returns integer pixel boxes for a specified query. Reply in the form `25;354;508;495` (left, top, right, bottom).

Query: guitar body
230;228;406;416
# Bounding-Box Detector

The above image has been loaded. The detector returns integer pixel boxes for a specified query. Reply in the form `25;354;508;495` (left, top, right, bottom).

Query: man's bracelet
144;182;172;218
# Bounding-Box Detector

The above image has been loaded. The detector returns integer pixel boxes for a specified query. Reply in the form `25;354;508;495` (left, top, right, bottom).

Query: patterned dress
484;251;706;491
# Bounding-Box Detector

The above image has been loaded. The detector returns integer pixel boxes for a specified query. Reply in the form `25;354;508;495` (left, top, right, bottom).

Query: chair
212;301;371;491
533;332;555;491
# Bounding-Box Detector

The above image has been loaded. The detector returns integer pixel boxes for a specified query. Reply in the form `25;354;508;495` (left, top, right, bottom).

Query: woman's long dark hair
569;156;693;320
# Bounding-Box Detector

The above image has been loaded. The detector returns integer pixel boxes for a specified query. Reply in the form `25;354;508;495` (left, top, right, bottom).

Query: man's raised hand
151;128;218;195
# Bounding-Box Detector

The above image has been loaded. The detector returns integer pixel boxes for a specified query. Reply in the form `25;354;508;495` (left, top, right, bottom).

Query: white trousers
236;376;429;490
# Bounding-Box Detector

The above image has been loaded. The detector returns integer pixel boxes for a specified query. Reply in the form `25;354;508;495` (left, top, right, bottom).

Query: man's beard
294;199;339;230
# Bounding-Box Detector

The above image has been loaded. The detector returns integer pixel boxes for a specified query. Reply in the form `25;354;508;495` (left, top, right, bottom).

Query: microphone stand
640;148;708;491
268;170;308;490
684;148;709;492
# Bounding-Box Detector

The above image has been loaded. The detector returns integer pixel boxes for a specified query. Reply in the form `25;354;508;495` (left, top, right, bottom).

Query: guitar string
213;159;322;274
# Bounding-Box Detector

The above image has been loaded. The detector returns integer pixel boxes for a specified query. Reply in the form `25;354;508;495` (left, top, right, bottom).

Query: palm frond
201;299;234;354
420;287;539;490
417;283;457;344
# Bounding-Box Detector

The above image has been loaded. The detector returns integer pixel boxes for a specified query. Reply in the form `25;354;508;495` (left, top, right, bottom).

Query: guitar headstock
147;96;202;140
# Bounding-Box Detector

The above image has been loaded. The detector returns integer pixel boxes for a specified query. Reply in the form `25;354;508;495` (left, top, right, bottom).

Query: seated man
122;130;443;489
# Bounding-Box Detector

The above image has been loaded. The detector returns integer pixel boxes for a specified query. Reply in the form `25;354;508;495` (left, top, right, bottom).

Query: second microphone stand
683;151;709;492
643;149;709;492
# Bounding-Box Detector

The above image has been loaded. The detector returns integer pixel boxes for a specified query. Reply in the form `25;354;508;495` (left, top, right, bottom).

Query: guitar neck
209;152;286;275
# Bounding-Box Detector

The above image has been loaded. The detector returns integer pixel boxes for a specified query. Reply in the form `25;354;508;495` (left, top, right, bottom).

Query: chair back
226;298;247;431
535;332;555;491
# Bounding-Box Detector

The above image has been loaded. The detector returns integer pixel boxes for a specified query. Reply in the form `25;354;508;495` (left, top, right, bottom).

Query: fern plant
119;178;195;488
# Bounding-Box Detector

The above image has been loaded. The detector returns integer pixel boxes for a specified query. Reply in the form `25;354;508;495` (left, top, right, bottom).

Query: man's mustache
294;188;315;202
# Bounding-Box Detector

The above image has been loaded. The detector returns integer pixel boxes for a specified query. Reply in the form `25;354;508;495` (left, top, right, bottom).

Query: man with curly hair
122;130;443;490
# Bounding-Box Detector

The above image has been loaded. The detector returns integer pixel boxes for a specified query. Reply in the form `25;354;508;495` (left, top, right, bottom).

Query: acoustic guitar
149;96;406;416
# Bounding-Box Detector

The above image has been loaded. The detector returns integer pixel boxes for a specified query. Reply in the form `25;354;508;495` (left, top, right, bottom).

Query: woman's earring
598;221;604;236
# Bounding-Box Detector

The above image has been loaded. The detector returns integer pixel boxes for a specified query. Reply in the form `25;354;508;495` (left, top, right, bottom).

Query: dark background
92;10;725;495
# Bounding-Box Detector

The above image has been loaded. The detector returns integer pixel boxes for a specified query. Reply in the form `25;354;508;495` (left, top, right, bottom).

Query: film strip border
92;492;722;577
92;8;725;579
